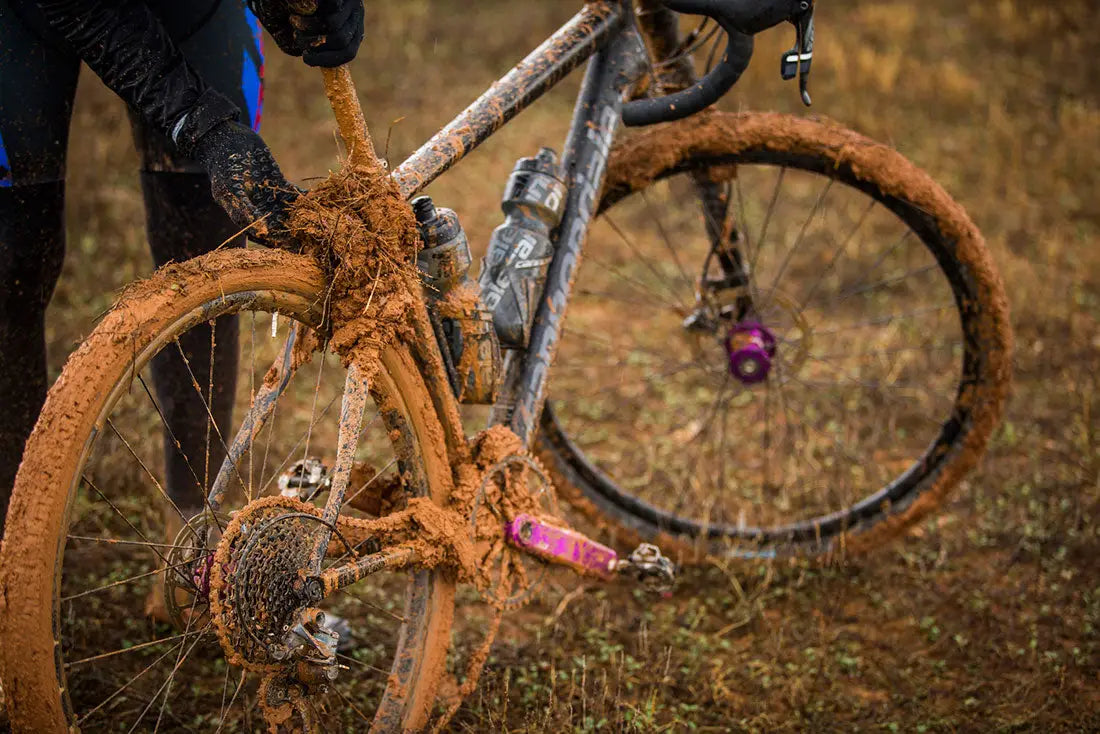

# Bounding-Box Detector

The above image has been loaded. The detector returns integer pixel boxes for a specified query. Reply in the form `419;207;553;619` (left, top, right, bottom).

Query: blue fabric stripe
242;8;264;132
0;129;11;187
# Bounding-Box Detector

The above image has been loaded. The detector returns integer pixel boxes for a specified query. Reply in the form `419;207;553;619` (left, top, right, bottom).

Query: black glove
173;89;299;242
249;0;365;68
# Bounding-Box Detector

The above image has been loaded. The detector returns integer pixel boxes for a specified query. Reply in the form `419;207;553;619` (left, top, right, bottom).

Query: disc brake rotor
163;511;228;628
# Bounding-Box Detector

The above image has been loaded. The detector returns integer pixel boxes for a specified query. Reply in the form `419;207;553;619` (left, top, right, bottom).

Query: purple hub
193;553;215;599
725;321;777;384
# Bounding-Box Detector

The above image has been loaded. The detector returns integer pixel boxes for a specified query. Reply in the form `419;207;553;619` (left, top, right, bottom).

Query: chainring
468;451;559;610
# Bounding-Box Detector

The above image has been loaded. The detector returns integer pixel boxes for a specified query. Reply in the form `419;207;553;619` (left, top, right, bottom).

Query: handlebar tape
622;29;752;127
622;0;805;126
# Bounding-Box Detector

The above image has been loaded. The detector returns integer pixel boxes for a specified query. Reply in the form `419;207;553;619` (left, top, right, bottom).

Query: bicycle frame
389;0;653;444
208;1;689;513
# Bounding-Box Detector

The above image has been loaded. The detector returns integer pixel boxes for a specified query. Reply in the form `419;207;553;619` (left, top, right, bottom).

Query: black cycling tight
0;0;265;528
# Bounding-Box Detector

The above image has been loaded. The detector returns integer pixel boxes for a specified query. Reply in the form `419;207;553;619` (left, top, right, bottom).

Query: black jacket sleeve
33;0;240;137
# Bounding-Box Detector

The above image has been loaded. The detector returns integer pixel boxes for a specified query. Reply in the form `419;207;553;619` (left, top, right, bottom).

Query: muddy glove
173;89;298;242
249;0;365;68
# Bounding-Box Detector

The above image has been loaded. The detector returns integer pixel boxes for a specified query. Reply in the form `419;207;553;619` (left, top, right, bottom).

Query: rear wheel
0;249;457;731
538;112;1012;559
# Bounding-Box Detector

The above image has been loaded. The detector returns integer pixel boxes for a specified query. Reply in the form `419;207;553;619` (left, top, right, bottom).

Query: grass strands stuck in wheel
288;164;423;372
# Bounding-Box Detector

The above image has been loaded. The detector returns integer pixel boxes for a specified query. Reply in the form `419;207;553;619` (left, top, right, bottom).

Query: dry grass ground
36;0;1099;731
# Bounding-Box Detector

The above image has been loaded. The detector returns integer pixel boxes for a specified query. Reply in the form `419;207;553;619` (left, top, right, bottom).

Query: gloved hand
249;0;365;68
173;89;299;243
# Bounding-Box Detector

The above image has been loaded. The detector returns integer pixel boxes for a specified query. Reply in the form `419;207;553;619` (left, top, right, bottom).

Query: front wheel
538;111;1012;559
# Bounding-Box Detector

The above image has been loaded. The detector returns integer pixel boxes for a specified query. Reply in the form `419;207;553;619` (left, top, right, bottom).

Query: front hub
725;322;777;384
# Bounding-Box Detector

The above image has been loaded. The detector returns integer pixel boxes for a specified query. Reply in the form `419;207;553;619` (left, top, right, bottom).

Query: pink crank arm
506;513;619;580
505;513;677;591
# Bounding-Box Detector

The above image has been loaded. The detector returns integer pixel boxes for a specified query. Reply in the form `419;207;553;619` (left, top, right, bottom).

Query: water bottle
413;196;500;404
478;148;567;349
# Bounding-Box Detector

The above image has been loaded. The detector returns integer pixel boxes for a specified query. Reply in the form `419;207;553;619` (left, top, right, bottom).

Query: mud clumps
346;461;406;516
433;280;481;320
288;164;422;371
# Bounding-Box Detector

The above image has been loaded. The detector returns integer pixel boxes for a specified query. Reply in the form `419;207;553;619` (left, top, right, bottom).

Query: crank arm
506;513;676;592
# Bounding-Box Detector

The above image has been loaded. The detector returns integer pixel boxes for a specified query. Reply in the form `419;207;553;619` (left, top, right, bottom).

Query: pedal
504;513;676;593
614;543;676;594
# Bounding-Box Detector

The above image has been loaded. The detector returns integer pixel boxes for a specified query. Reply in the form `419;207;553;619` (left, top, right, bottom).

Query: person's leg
0;0;80;533
136;1;265;513
142;174;241;515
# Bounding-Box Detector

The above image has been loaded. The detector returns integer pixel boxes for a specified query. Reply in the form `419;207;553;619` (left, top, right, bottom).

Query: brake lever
780;2;815;106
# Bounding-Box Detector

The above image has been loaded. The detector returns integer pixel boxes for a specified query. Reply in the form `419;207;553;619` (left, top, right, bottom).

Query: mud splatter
287;163;422;372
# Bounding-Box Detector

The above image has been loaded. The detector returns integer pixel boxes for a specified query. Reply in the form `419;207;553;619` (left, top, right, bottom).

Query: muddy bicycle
0;0;1011;730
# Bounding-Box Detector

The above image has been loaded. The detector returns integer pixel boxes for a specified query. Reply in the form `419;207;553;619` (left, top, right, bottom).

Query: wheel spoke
585;251;687;313
748;166;786;278
79;473;174;568
342;457;398;513
215;670;247;734
106;419;189;527
203;321;216;495
336;651;391;677
77;634;194;725
169;337;250;522
758;178;833;312
65;629;206;669
820;262;939;306
803;303;954;337
258;392;341;496
61;558;195;602
67;535;205;553
135;373;206;503
135;610;209;733
301;340;331;472
332;682;375;726
796;198;876;311
338;585;407;624
603;214;691;309
639;189;697;297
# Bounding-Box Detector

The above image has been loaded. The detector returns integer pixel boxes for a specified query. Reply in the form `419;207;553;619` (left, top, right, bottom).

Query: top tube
392;1;624;198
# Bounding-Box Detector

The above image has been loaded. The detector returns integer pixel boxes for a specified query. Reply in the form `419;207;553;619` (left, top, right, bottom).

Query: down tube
510;26;648;444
